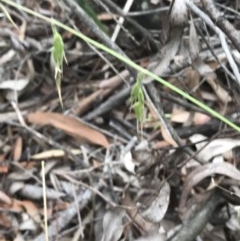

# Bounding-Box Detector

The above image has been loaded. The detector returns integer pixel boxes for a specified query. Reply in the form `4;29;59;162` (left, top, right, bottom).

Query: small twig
216;3;240;19
195;24;236;81
160;91;206;113
94;0;140;46
144;83;204;164
62;0;137;78
11;101;26;126
201;0;240;53
72;184;84;239
111;0;134;42
41;161;49;241
109;120;132;140
65;15;126;84
83;86;131;121
144;83;184;147
34;188;92;241
57;173;116;207
100;0;158;51
187;1;240;88
125;6;169;17
168;191;223;241
6;119;82;164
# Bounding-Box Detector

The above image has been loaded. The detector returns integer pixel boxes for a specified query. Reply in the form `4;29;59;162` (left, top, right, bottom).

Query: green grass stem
1;0;240;132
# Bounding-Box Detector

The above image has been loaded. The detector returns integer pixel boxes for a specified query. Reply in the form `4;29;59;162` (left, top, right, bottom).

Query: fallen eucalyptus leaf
139;182;170;223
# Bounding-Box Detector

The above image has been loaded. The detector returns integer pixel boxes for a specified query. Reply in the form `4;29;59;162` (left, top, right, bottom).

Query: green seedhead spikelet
51;21;67;107
131;73;145;133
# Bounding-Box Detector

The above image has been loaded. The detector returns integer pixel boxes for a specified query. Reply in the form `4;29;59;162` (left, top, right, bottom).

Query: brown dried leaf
13;137;22;162
27;112;110;148
72;89;104;115
18;200;41;224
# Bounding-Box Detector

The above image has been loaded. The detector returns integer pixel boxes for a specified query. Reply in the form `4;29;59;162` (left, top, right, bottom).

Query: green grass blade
2;0;240;132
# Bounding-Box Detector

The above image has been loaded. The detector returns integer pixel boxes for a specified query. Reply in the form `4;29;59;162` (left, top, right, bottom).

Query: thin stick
111;0;134;42
41;161;49;241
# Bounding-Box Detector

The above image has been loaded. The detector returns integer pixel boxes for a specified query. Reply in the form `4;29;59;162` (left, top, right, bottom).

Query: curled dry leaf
169;0;188;26
190;134;240;162
101;207;126;241
180;162;240;210
27;112;110;148
139;181;170;223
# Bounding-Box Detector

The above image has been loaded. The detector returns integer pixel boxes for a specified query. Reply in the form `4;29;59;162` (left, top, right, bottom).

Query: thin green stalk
1;0;240;132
